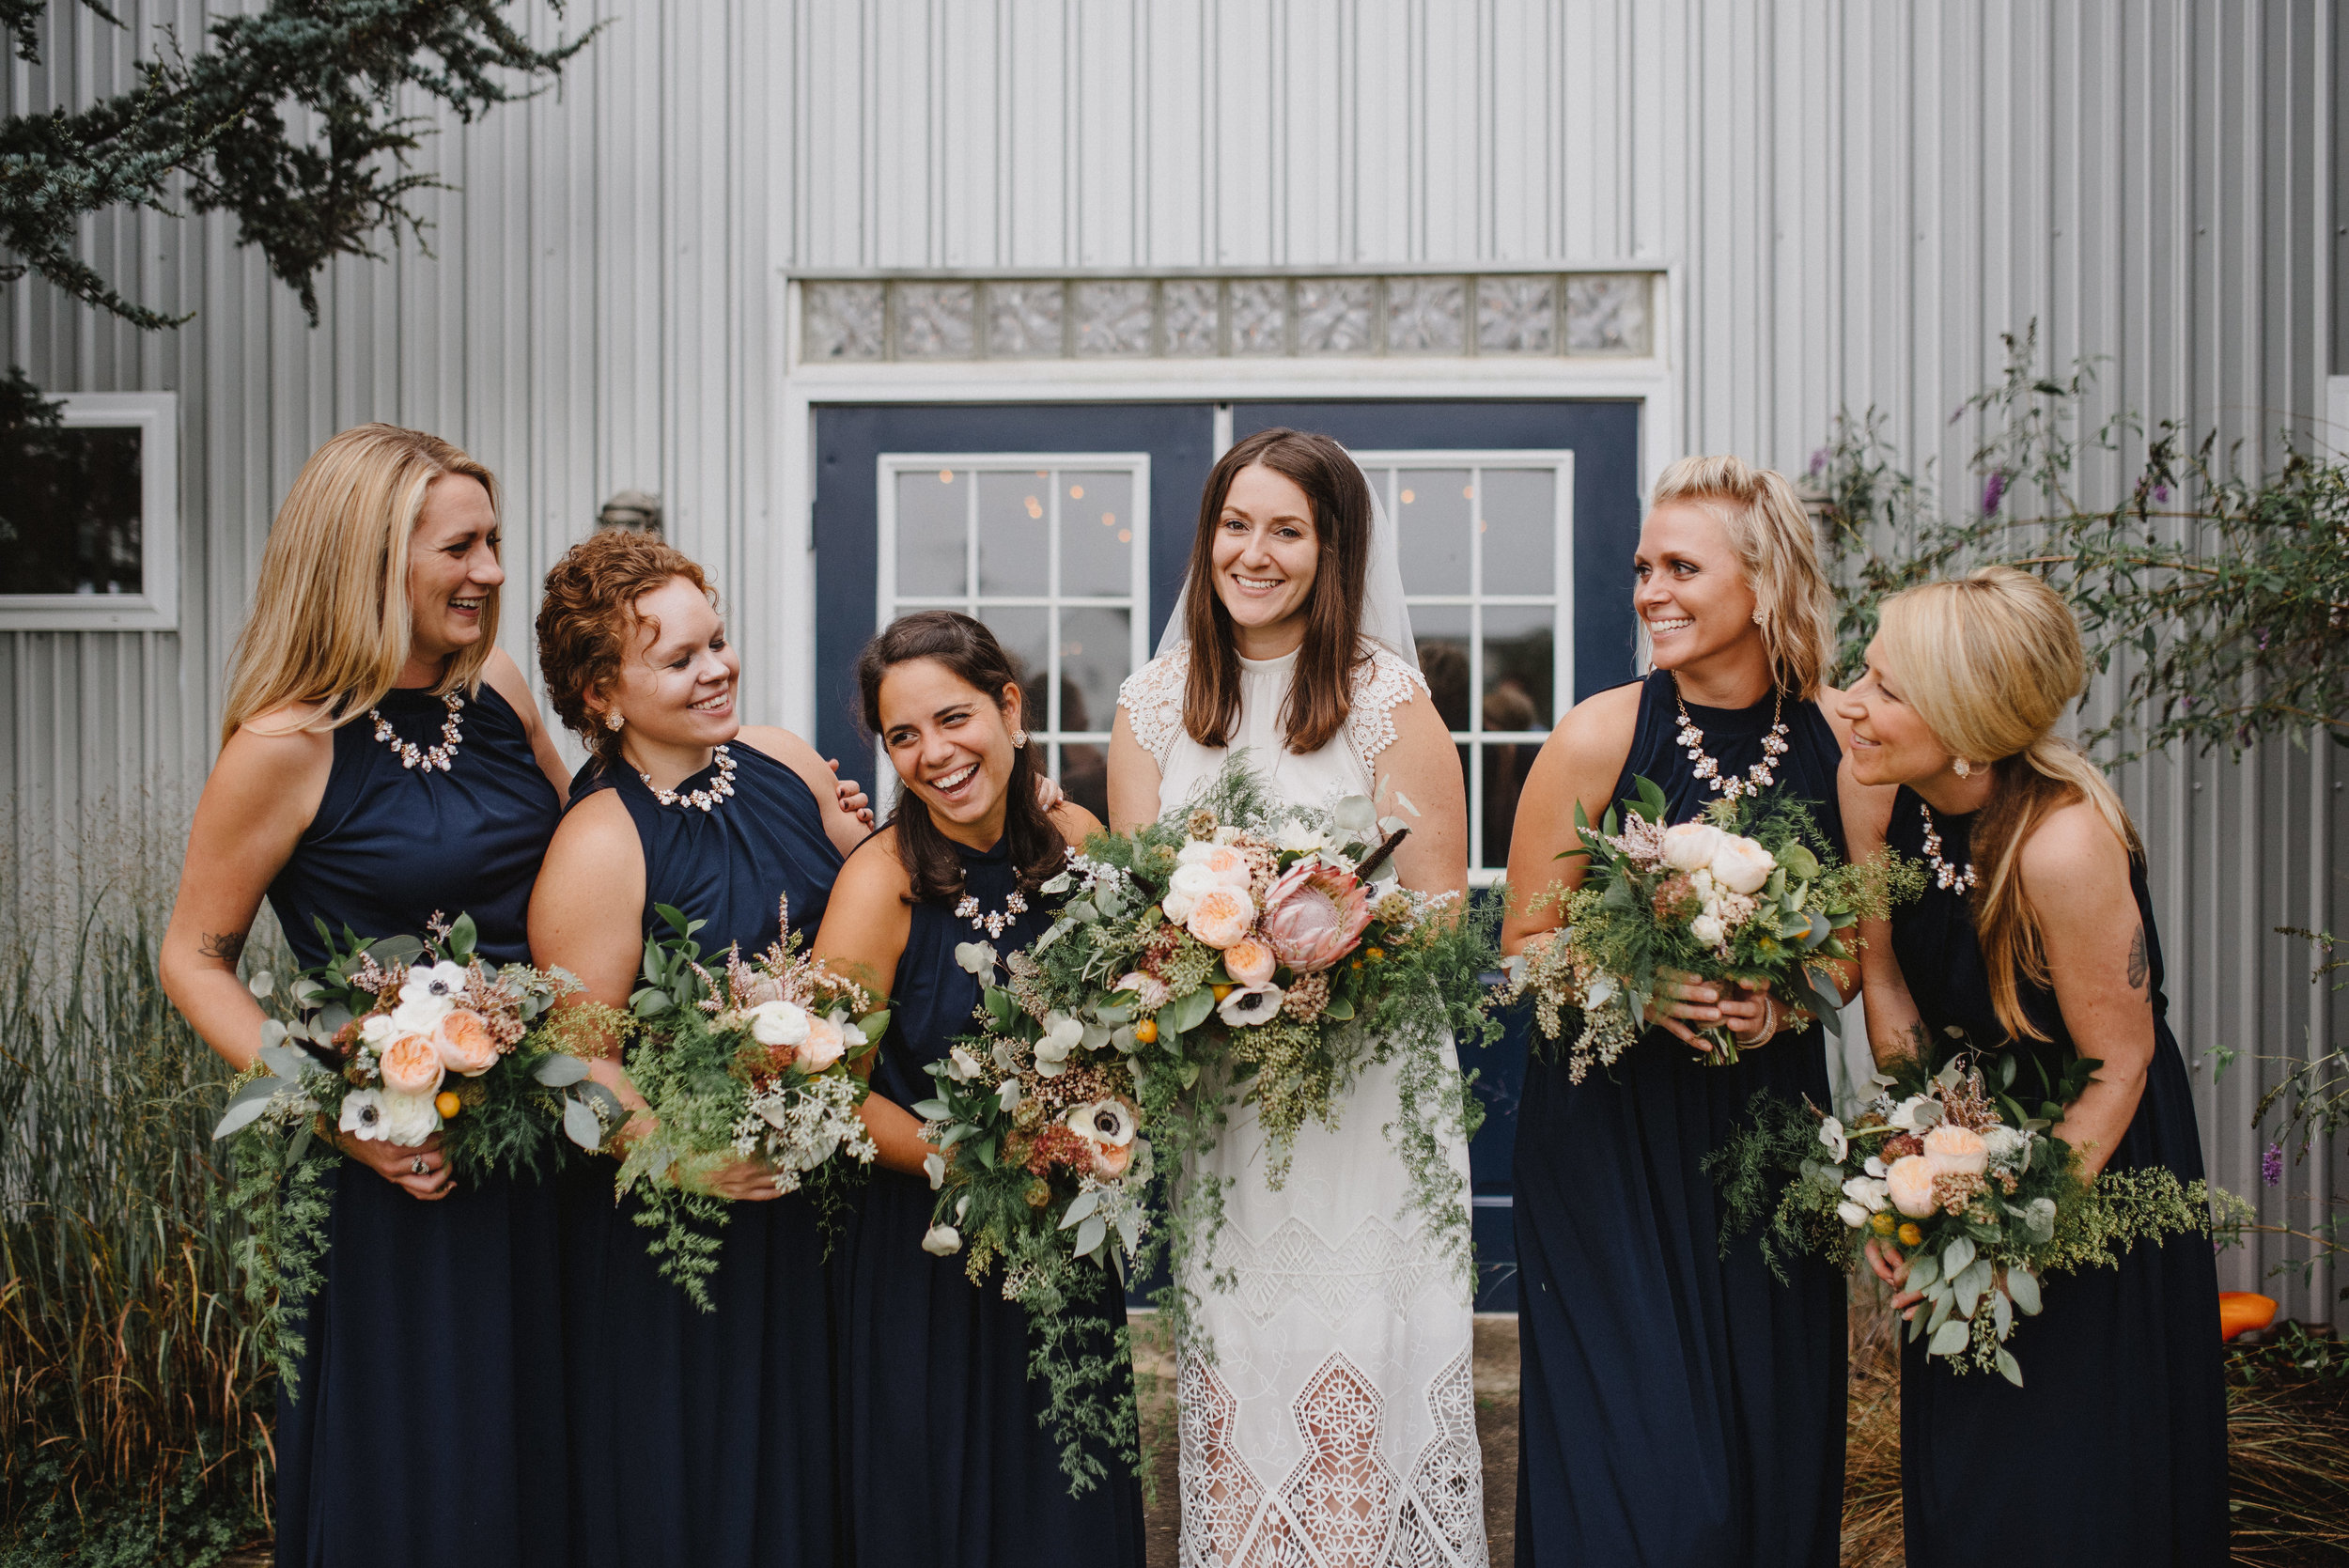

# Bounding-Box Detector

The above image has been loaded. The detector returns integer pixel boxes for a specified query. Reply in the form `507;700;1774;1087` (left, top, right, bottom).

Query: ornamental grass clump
0;842;271;1560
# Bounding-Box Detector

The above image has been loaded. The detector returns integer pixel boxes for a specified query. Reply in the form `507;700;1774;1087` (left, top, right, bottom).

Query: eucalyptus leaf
910;1098;951;1121
2005;1268;2042;1314
257;1044;314;1082
1060;1188;1102;1229
1991;1286;2014;1339
1906;1253;1942;1293
212;1082;281;1141
1941;1236;1977;1279
1954;1258;1994;1311
581;1082;627;1122
258;1018;290;1049
1994;1348;2024;1387
533;1052;592;1087
447;912;479;958
1165;986;1215;1035
563;1097;605;1150
1927;1319;1970;1358
1074;1214;1107;1257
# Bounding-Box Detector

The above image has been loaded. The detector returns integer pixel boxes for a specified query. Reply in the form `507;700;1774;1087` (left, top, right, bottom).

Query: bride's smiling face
1210;463;1319;638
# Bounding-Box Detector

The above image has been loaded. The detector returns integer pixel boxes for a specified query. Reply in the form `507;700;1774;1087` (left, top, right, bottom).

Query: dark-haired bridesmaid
527;528;872;1568
1501;455;1854;1567
161;425;574;1568
1842;567;2226;1565
814;611;1145;1568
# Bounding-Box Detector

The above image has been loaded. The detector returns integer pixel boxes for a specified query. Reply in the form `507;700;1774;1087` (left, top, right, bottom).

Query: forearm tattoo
2125;924;2149;992
198;930;249;963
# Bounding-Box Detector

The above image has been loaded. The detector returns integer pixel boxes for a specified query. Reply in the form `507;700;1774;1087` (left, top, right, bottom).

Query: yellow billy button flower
1870;1211;1896;1237
1365;947;1385;962
1132;1017;1159;1045
434;1090;461;1119
1896;1222;1924;1248
1211;984;1234;1001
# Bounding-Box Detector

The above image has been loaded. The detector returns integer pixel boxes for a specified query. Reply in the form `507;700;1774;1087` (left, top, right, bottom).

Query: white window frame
1353;449;1576;885
874;451;1152;801
0;392;179;631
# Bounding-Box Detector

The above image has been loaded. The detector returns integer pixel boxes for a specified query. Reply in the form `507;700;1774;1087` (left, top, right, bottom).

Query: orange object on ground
2217;1292;2277;1341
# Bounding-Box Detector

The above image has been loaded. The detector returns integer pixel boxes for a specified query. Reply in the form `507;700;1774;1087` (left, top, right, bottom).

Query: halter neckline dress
832;831;1146;1567
1510;670;1848;1568
264;683;567;1568
1119;638;1489;1568
558;741;846;1568
1884;788;2226;1565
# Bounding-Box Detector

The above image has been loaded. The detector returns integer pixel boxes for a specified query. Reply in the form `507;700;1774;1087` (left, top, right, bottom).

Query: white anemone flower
1218;985;1286;1027
400;961;470;1007
1066;1097;1139;1148
338;1089;390;1141
1818;1116;1848;1162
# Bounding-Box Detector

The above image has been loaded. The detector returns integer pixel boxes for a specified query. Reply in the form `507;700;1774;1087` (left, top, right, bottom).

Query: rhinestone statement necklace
1919;800;1978;893
370;691;465;773
1673;682;1790;801
955;887;1029;939
639;743;738;813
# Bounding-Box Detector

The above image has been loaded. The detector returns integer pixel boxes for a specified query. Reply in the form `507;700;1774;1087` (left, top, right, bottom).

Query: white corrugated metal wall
4;0;2339;1312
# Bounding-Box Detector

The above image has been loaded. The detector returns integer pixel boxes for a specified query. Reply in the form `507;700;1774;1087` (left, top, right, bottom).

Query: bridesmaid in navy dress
161;426;576;1568
813;611;1145;1568
528;529;872;1568
1842;568;2225;1564
1500;457;1853;1566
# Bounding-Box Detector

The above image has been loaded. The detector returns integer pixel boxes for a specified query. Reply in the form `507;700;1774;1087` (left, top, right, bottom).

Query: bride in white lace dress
1110;428;1487;1567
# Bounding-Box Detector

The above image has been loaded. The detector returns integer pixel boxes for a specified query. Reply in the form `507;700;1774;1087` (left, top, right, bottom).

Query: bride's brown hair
1178;427;1374;754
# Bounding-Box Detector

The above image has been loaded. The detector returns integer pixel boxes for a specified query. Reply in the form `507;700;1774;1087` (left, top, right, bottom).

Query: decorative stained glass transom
802;273;1654;363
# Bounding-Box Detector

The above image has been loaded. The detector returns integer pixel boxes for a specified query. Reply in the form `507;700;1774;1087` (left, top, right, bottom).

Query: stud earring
1952;757;1972;779
1751;607;1767;627
604;711;625;732
1010;728;1028;750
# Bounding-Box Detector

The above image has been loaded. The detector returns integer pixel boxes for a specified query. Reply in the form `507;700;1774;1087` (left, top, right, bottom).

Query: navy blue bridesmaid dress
1512;670;1847;1566
264;683;566;1568
558;741;845;1568
1885;788;2226;1565
832;833;1145;1567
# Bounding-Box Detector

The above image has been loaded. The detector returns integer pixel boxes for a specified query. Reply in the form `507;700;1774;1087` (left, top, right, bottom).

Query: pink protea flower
1259;862;1373;974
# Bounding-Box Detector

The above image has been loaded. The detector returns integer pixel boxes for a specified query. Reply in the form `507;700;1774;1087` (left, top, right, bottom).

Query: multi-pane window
1354;452;1576;882
876;454;1152;821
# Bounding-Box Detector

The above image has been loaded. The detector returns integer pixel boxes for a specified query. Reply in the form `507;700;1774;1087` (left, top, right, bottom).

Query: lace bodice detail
1116;639;1428;796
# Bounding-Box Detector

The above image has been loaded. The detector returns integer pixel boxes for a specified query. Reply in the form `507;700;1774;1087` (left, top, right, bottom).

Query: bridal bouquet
924;758;1495;1489
214;912;618;1386
1501;775;1918;1078
614;901;884;1309
1709;1048;2217;1384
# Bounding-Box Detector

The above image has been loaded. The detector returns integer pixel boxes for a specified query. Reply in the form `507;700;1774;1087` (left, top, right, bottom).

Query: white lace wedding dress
1118;638;1487;1568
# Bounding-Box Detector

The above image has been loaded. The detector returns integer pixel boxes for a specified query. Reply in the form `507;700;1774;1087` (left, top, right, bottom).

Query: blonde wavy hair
220;424;501;747
1640;454;1835;700
1875;567;2141;1041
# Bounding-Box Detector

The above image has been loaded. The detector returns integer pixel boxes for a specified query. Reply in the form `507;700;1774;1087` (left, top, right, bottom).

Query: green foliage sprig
1810;321;2349;760
612;904;884;1311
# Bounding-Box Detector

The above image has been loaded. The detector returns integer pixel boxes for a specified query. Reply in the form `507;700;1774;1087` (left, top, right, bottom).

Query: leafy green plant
1810;322;2349;760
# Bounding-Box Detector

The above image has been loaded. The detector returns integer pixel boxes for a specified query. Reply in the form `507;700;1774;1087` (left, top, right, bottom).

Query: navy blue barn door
813;397;1648;1311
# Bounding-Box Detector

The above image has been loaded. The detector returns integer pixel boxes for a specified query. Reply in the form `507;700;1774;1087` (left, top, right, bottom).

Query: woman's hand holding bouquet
212;911;618;1386
1502;774;1919;1078
613;900;886;1309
